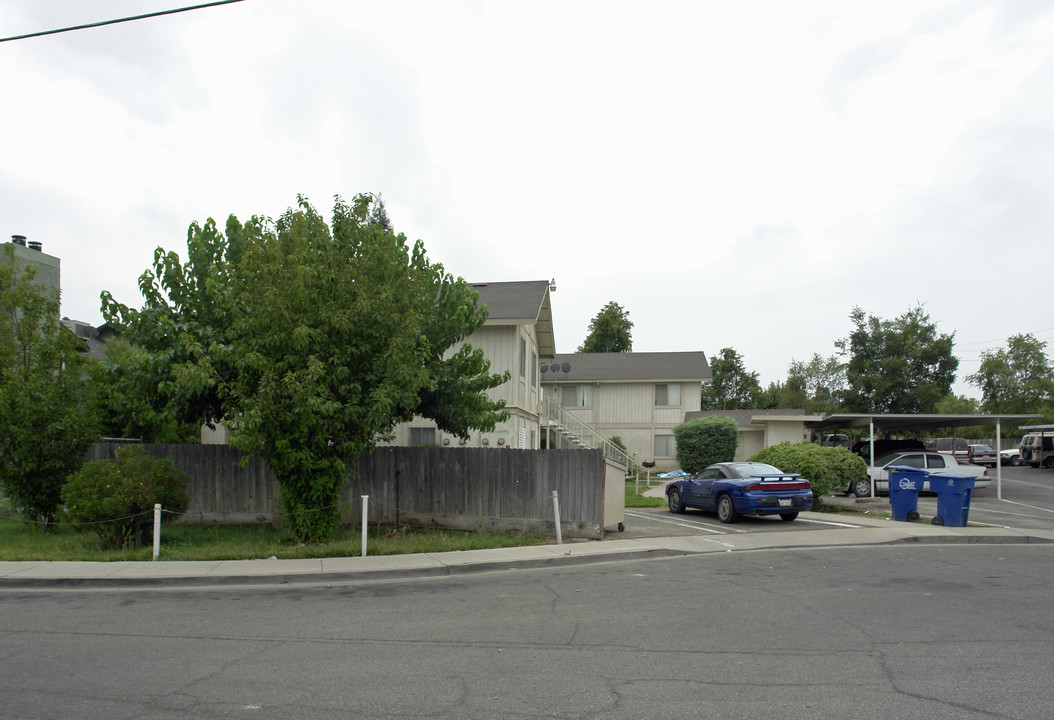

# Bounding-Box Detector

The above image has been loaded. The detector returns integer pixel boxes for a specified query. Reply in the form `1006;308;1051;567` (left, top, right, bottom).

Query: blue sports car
665;462;814;523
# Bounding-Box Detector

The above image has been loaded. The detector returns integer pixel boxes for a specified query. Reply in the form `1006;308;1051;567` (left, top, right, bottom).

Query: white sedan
848;451;990;497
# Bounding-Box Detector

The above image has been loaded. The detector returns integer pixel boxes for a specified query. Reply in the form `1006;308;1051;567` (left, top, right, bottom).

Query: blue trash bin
887;466;927;522
927;473;975;526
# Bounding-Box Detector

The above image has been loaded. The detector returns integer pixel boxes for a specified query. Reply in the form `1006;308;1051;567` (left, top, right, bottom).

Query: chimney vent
11;234;27;246
27;241;43;252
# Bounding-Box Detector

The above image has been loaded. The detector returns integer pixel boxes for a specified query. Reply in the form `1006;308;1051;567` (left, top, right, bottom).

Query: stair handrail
543;396;630;467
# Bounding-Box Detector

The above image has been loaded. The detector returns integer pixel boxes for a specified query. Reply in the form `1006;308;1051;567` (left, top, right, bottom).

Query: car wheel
1010;455;1022;467
849;478;871;497
779;512;798;522
668;489;685;514
1044;457;1054;469
717;494;739;524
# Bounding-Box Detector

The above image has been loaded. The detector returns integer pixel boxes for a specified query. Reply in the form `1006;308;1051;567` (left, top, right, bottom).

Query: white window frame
561;384;593;407
654;434;676;457
655;383;682;406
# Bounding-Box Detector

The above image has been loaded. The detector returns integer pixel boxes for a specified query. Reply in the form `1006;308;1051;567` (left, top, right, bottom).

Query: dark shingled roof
540;351;710;383
686;408;810;429
470;281;555;357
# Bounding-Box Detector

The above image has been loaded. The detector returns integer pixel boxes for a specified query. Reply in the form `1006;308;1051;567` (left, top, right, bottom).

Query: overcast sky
3;0;1053;399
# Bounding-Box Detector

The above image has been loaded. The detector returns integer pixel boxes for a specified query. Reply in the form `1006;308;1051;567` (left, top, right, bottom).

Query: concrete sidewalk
2;510;1052;589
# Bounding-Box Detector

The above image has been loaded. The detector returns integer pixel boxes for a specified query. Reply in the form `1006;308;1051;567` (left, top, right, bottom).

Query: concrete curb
2;519;1052;589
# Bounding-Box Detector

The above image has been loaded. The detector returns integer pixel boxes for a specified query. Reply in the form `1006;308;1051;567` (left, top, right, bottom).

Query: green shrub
749;442;866;508
674;416;738;474
62;445;190;550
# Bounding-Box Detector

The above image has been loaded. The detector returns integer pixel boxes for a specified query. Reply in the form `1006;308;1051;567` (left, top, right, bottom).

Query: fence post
361;495;369;557
152;504;161;561
552;490;562;545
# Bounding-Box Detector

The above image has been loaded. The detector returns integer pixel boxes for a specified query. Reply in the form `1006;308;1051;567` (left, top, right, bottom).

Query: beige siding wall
764;421;809;446
384;321;545;450
736;430;765;461
540;379;705;471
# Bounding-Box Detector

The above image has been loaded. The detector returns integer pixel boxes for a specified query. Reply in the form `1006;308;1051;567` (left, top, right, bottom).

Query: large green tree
104;194;508;542
699;347;761;410
0;249;99;527
785;353;846;414
967;333;1054;430
837;305;957;414
578;301;633;353
90;338;202;443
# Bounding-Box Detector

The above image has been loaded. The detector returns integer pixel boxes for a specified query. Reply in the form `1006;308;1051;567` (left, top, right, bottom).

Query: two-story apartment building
384;280;556;449
540;351;711;470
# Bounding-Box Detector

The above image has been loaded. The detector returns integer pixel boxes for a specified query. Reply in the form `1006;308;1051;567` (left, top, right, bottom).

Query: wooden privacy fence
87;444;624;539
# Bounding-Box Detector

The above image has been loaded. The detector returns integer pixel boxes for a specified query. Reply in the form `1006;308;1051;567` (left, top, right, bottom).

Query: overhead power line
0;0;245;43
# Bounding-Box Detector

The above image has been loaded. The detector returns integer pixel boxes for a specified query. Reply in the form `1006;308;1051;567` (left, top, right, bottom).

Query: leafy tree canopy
967;333;1054;430
699;347;761;410
785;353;846;415
836;305;957;414
578;301;633;353
102;194;508;542
1;249;99;526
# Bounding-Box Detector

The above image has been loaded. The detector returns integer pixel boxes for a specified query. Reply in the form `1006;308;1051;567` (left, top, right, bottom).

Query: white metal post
552;490;562;545
361;495;369;557
868;420;876;498
996;418;1003;500
152;503;161;561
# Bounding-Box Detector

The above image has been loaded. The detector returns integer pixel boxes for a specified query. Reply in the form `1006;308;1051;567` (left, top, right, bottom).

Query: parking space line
623;510;736;534
797;518;861;528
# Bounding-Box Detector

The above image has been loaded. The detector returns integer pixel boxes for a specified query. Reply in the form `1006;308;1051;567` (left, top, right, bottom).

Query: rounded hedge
674;416;738;474
62;445;189;550
749;442;866;508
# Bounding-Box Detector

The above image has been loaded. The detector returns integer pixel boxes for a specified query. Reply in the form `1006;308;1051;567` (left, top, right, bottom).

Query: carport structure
807;413;1041;499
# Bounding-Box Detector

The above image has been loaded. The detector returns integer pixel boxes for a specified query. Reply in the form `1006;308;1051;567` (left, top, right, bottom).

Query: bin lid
887;465;930;475
928;472;975;480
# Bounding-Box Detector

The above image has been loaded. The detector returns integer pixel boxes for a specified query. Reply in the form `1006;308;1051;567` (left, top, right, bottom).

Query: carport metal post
868;419;876;499
996;418;1002;500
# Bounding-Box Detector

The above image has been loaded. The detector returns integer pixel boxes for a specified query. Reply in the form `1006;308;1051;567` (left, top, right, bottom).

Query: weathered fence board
87;444;621;538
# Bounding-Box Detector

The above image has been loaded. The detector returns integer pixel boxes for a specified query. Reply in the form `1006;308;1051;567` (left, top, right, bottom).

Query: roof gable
471;280;555;358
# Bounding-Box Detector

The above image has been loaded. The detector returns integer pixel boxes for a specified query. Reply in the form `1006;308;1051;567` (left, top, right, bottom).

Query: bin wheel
931;515;944;526
617;522;625;532
907;510;920;522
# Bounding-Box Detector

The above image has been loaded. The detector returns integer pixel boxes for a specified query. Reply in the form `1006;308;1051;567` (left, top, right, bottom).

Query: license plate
778;498;791;507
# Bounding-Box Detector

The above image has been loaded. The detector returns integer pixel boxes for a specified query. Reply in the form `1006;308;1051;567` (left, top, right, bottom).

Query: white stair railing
542;396;630;467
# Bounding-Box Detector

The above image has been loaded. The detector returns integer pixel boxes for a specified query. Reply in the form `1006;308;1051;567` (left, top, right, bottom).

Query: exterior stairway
541;396;631;467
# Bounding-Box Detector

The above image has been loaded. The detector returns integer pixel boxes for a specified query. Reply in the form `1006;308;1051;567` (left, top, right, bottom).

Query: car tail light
744;482;812;491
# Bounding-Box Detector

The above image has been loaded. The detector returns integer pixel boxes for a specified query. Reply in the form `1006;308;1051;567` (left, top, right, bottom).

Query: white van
1019;433;1054;468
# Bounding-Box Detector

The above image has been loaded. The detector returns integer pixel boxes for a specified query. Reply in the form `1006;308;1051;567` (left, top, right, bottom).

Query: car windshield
971;445;994;452
728;462;784;476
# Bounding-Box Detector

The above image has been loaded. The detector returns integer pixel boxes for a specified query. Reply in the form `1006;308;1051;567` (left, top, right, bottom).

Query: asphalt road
2;543;1053;719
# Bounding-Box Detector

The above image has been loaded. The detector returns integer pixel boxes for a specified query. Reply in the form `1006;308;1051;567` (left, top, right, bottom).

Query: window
654;434;676;457
926;454;947;469
655;383;681;406
531;351;537;386
896;454;926;469
409;427;436;447
520;337;526;378
561;385;593;407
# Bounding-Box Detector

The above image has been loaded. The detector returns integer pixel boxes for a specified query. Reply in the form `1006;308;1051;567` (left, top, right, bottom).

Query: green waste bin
928;473;975;527
887;466;927;522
